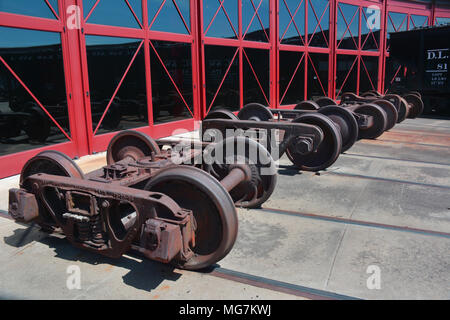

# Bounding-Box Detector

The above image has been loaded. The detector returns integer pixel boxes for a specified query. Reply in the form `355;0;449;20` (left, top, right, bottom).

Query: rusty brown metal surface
10;132;279;269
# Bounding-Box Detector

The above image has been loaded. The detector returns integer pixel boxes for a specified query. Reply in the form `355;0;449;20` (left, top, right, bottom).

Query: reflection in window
337;3;359;50
360;56;378;94
205;45;239;112
243;0;270;42
85;36;148;135
386;12;407;50
307;53;328;99
150;41;193;124
435;17;450;26
243;48;269;105
204;0;238;39
361;6;380;51
84;0;142;29
410;15;428;29
280;0;305;45
148;0;190;34
0;27;69;156
0;0;58;19
279;51;305;105
384;56;403;93
308;0;330;48
336;55;357;97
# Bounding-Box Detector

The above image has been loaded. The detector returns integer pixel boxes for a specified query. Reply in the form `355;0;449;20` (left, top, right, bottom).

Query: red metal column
239;0;244;109
270;0;277;108
329;0;336;98
142;0;154;133
379;0;388;93
62;0;90;157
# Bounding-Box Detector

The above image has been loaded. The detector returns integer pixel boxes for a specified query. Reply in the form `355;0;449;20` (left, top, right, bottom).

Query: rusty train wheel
318;106;358;153
286;113;342;171
106;130;161;165
203;136;277;209
20;150;84;231
403;94;424;119
201;109;239;141
315;97;337;108
294;100;320;111
237;103;273;121
352;104;387;139
384;94;407;123
373;99;398;131
205;109;239;120
145;166;238;270
20;150;84;188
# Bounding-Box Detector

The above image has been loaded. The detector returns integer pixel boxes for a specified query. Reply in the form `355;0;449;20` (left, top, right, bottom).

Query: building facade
0;0;449;178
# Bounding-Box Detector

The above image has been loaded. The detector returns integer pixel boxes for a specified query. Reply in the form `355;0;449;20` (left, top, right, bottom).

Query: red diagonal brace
0;56;72;141
207;48;239;115
243;49;269;105
149;40;194;118
94;41;144;135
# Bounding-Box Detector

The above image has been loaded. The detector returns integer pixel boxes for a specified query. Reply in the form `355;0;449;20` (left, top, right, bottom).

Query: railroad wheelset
341;91;424;122
202;103;343;171
315;95;398;138
9;130;280;270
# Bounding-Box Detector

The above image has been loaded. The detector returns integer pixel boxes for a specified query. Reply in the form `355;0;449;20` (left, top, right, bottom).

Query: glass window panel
360;56;378;93
205;45;240;112
410;15;428;29
150;41;193;124
336;55;357;98
279;51;305;105
85;35;148;135
0;27;69;156
204;0;238;39
337;3;359;50
148;0;190;34
386;12;407;50
243;48;269;105
435;17;450;26
361;6;380;51
307;53;328;99
243;0;270;42
384;56;403;93
84;0;142;29
308;0;329;48
0;0;57;19
280;0;305;46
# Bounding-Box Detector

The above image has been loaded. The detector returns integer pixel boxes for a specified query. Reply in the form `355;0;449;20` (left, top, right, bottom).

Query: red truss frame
0;0;447;178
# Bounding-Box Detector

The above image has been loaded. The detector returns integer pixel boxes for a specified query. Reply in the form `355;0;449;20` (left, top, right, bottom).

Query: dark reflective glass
337;3;359;50
279;51;305;105
307;53;328;99
435;17;450;26
410;15;428;29
386;12;407;50
280;0;305;46
336;55;357;97
243;48;269;105
84;0;142;29
204;0;238;39
243;0;270;42
85;36;148;135
0;0;58;19
308;0;330;48
361;7;380;51
148;0;190;34
0;27;69;156
205;45;239;112
150;41;193;124
359;56;378;93
384;56;402;93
